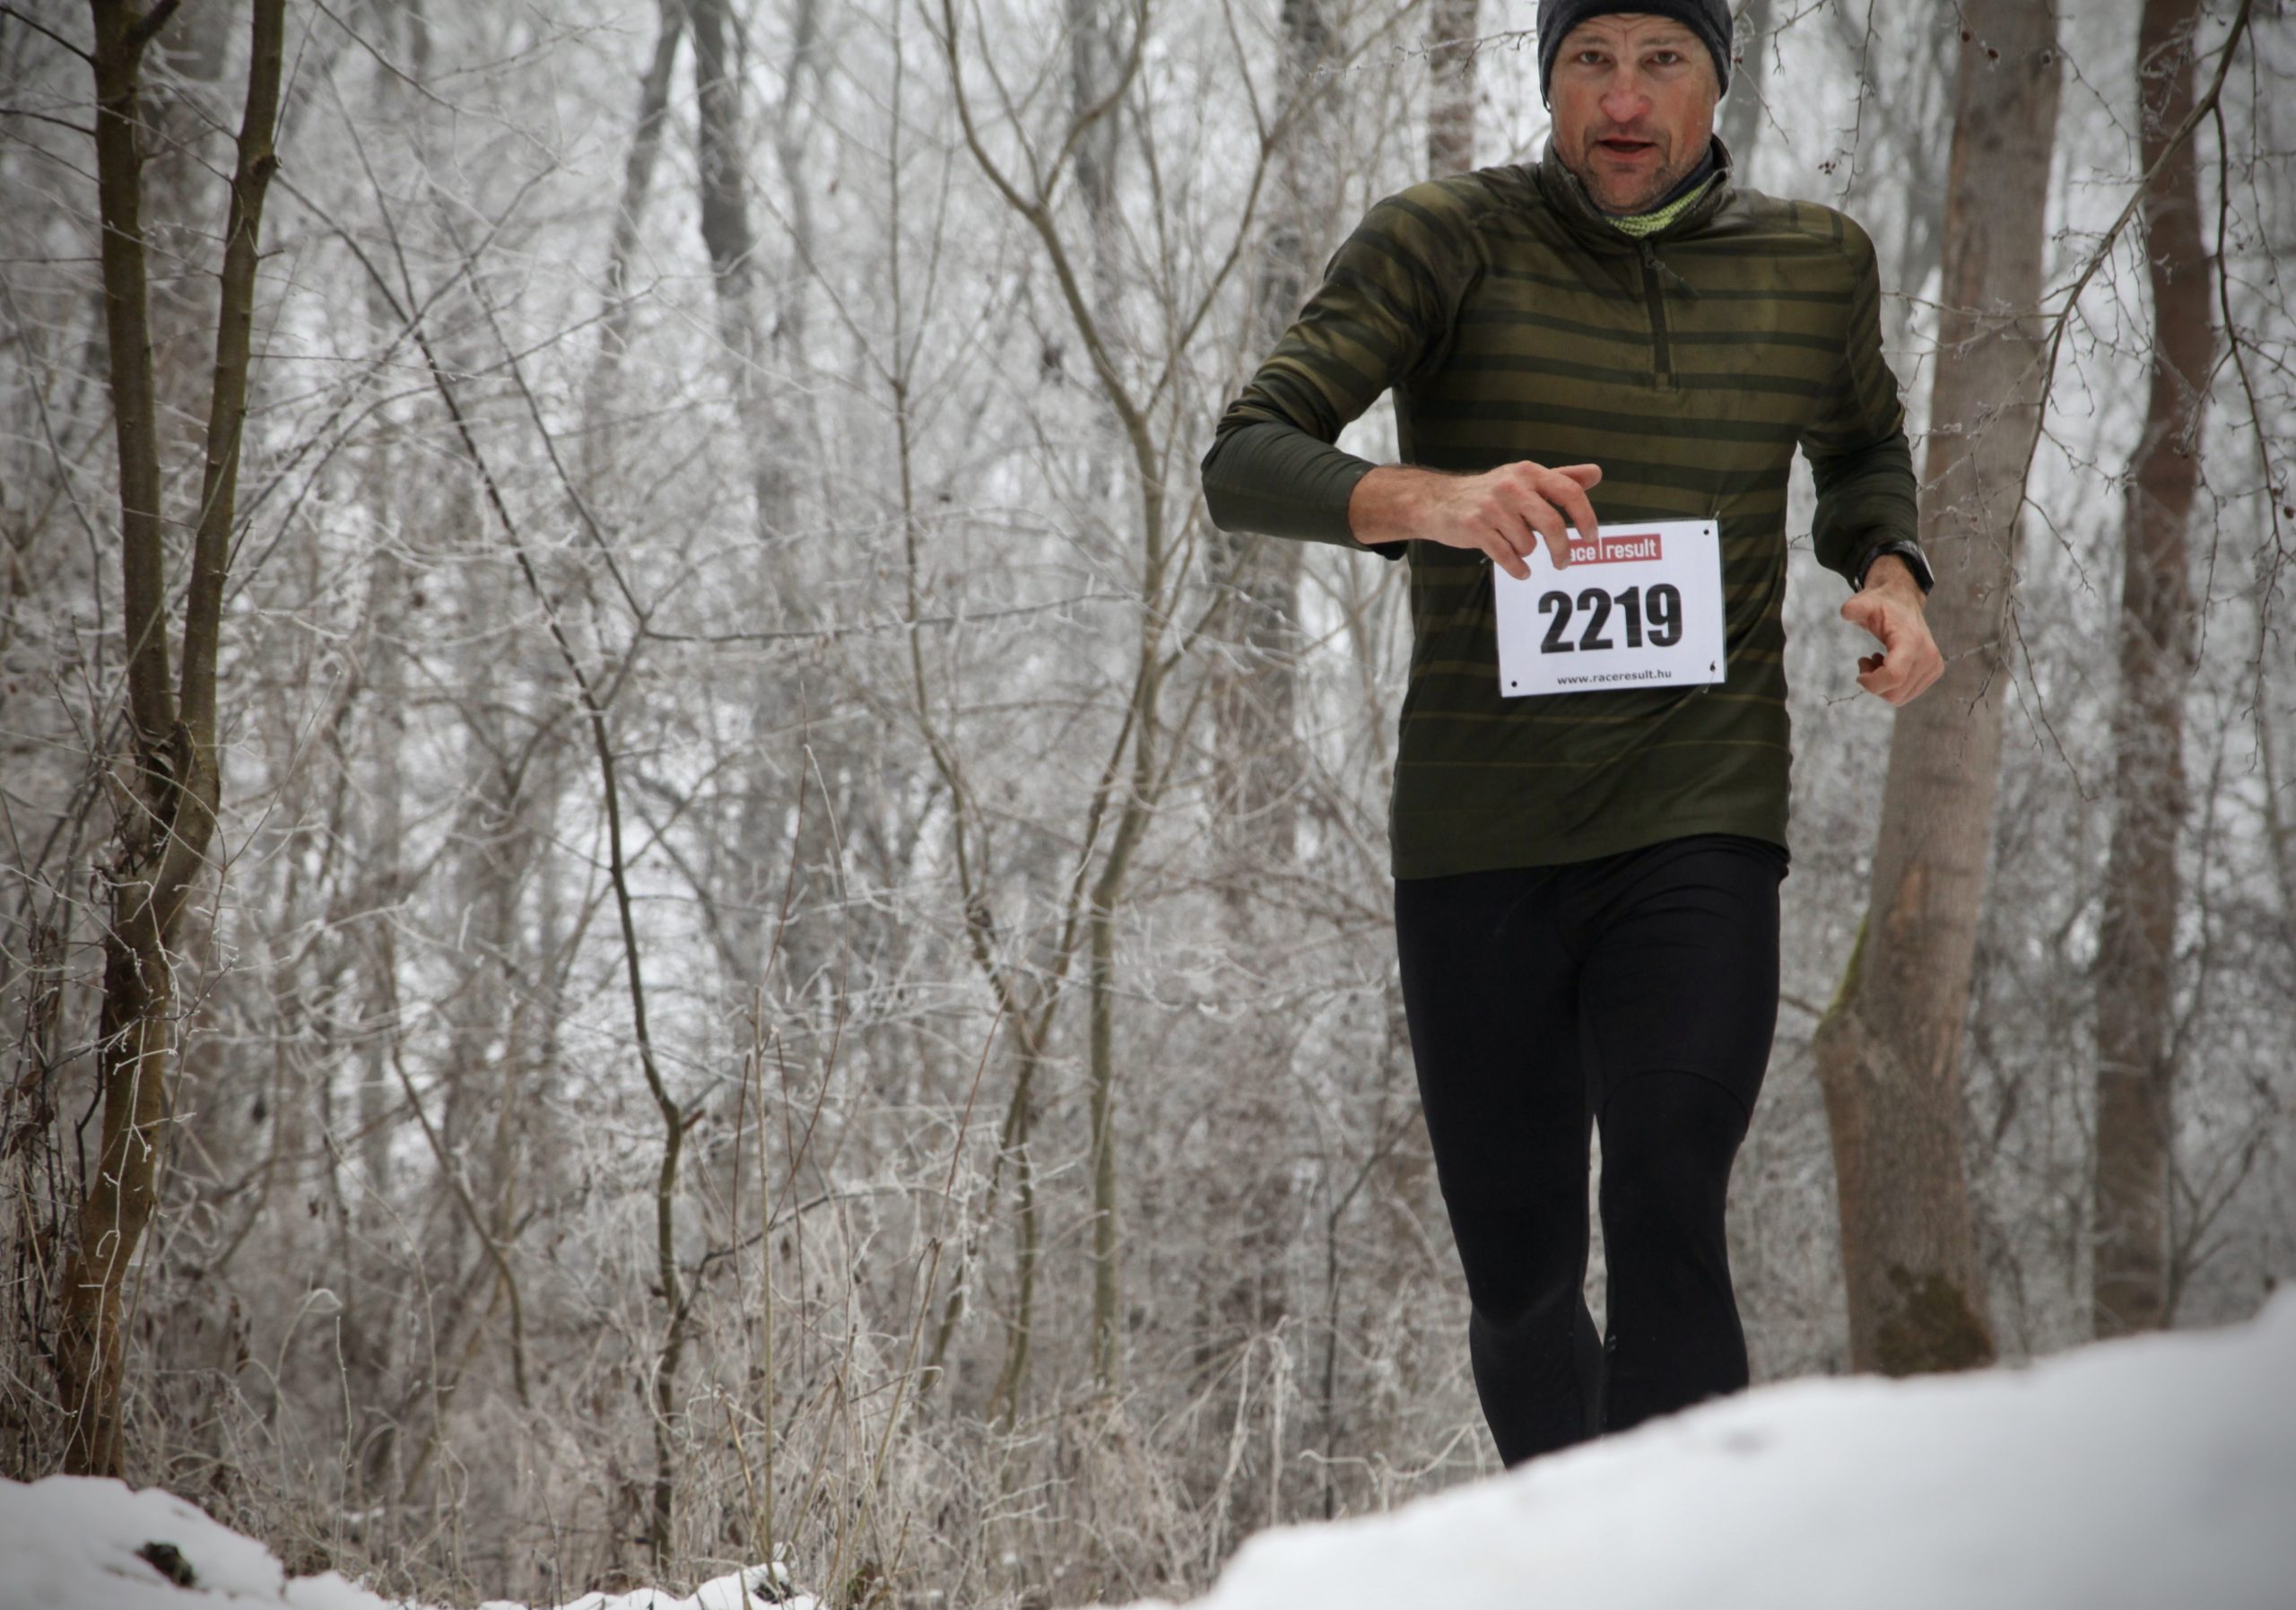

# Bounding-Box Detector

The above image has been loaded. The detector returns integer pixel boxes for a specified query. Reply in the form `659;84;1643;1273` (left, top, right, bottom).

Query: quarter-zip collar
1532;135;1735;252
1524;136;1734;392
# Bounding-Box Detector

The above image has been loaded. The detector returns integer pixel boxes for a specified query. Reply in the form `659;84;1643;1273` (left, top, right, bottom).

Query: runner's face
1550;14;1720;215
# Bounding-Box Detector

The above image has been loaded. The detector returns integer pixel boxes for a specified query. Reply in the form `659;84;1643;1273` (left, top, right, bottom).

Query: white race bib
1493;518;1726;698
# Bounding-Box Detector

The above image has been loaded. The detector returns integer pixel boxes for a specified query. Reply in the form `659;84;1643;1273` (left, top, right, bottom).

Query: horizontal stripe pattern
1199;143;1918;877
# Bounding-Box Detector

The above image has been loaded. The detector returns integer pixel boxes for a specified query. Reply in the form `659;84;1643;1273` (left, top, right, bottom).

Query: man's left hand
1839;555;1943;707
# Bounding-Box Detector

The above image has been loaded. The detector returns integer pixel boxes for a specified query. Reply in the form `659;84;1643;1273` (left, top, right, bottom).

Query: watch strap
1857;538;1935;595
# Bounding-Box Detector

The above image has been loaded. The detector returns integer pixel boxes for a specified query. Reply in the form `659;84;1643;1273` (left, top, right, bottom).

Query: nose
1600;68;1651;126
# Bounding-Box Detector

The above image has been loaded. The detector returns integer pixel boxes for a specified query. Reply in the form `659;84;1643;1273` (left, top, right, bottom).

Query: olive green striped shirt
1200;143;1918;878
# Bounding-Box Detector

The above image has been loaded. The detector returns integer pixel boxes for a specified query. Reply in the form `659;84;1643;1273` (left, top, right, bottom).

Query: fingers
1855;643;1916;703
1841;588;1944;706
1470;461;1601;577
1855;656;1902;702
1483;529;1534;581
1479;511;1538;580
1540;466;1602;550
1859;662;1928;706
1510;499;1572;571
1437;460;1607;579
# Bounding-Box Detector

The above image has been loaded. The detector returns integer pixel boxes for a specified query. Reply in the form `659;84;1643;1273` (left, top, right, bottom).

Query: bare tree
1811;0;2063;1379
2092;0;2215;1339
1206;0;1337;890
53;0;287;1476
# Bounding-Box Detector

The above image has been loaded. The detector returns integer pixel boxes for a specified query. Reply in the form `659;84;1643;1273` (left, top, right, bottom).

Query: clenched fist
1840;555;1943;707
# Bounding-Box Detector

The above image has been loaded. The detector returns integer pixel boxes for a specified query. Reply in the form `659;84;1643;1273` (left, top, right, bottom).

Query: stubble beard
1574;137;1696;217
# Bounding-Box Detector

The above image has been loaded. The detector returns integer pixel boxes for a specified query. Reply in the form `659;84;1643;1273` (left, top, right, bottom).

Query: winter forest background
1;0;2291;1605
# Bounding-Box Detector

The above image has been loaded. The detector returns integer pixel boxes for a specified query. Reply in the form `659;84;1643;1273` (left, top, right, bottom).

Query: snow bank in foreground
0;1474;809;1610
1124;1290;2296;1610
5;1296;2291;1609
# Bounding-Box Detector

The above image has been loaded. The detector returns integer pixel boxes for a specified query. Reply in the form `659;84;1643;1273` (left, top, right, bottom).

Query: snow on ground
0;1475;807;1610
4;1294;2292;1609
1127;1289;2296;1610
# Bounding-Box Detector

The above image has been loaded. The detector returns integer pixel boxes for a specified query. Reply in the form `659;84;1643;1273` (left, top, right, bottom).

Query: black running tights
1393;834;1785;1466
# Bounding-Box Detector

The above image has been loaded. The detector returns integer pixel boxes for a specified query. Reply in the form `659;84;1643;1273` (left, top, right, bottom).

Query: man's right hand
1347;460;1605;580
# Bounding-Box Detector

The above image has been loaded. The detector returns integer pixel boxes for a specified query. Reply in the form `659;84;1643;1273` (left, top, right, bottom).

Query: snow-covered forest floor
11;1292;2292;1610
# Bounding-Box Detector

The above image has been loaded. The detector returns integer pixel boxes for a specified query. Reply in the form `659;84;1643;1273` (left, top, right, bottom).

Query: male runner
1200;0;1942;1463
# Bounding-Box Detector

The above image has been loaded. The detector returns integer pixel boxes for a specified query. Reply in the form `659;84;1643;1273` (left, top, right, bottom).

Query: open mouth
1596;138;1657;160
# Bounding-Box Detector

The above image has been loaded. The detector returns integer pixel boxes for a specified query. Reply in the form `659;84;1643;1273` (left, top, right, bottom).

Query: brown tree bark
1811;0;2061;1379
57;0;286;1475
2092;0;2213;1339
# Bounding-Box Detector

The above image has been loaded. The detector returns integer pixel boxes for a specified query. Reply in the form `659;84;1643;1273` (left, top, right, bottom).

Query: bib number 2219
1493;518;1726;698
1537;584;1683;655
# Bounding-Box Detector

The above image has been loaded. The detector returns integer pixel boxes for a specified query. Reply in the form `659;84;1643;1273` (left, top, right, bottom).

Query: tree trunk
1210;0;1333;891
1064;0;1136;1396
690;0;794;536
1718;0;1770;173
1811;0;2061;1379
596;0;688;372
1201;0;1348;1463
2092;0;2211;1340
1425;0;1476;178
57;0;286;1475
685;0;848;1001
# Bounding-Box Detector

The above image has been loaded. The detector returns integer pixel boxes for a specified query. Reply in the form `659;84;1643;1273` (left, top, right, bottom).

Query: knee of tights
1601;1069;1749;1162
1470;1274;1587;1340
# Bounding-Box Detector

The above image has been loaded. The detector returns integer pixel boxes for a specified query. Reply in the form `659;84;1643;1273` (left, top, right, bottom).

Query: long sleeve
1201;183;1482;553
1800;219;1920;587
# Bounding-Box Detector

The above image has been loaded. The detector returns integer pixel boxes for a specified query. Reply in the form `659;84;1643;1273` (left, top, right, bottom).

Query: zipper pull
1639;242;1698;300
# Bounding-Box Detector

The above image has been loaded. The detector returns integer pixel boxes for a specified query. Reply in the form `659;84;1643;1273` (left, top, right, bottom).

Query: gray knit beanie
1535;0;1733;100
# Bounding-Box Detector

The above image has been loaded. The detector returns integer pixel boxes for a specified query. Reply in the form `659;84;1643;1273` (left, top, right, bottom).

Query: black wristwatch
1857;539;1935;595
